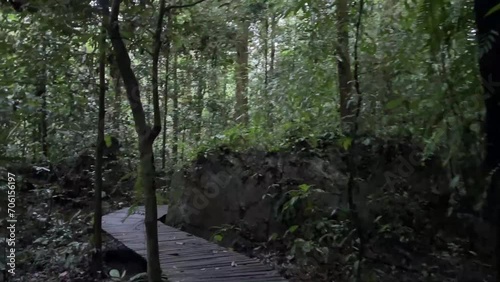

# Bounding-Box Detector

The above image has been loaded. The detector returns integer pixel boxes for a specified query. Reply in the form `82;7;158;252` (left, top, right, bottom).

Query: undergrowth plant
268;183;360;280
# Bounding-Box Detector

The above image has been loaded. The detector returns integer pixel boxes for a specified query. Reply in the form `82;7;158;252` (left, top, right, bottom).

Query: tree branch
108;0;150;138
166;0;208;11
150;0;167;140
2;0;40;12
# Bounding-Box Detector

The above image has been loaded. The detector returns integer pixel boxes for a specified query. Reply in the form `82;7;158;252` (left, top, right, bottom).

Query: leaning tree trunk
106;0;163;281
474;1;500;281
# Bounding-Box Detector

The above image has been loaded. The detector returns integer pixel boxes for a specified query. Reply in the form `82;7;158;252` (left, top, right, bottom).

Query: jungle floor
1;143;497;282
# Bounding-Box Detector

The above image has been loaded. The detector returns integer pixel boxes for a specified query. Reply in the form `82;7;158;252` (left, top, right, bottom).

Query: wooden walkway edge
102;206;287;282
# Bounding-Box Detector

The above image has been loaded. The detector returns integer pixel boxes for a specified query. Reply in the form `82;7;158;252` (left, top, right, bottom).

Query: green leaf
123;205;139;223
109;269;121;278
486;3;500;17
341;137;352;150
302;241;312;253
298;184;310;192
213;234;223;242
450;175;460;188
104;135;112;148
288;225;299;233
268;233;279;242
385;98;403;110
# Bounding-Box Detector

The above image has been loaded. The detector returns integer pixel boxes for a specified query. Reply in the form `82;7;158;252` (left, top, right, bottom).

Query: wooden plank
102;206;287;281
168;277;286;282
162;262;272;272
131;205;169;217
159;254;252;266
161;249;228;256
158;251;258;262
167;270;286;281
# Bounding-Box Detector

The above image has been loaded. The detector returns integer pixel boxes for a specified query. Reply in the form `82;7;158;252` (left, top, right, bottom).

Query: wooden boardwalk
102;206;287;282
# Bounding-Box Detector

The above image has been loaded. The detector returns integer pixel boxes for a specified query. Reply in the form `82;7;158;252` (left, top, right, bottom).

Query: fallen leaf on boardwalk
59;271;68;278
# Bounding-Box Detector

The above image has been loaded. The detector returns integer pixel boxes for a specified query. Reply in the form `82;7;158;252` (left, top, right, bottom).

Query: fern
478;30;499;58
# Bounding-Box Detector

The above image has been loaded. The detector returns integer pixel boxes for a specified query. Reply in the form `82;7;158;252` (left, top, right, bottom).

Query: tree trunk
263;12;271;130
263;14;269;93
268;14;276;129
161;13;172;170
181;122;186;163
93;8;107;273
224;68;230;127
474;1;500;281
234;19;250;124
110;56;122;132
182;63;192;162
208;53;218;137
39;88;48;159
152;0;167;166
336;0;355;130
194;60;205;143
172;51;179;165
35;70;48;159
107;1;162;281
270;14;276;79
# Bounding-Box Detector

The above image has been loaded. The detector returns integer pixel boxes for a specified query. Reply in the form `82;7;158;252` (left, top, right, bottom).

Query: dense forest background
0;0;485;164
0;0;500;281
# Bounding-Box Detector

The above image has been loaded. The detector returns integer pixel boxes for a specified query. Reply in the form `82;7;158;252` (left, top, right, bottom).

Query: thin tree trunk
22;121;27;158
222;68;228;128
172;51;179;165
161;13;172;170
35;67;48;160
194;60;205;143
263;13;271;129
152;0;167;165
267;14;276;129
234;19;250;124
336;0;355;130
208;55;218;137
40;90;48;159
181;123;186;163
93;7;107;273
264;15;269;93
270;14;276;77
183;63;192;158
110;56;122;132
347;2;365;281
